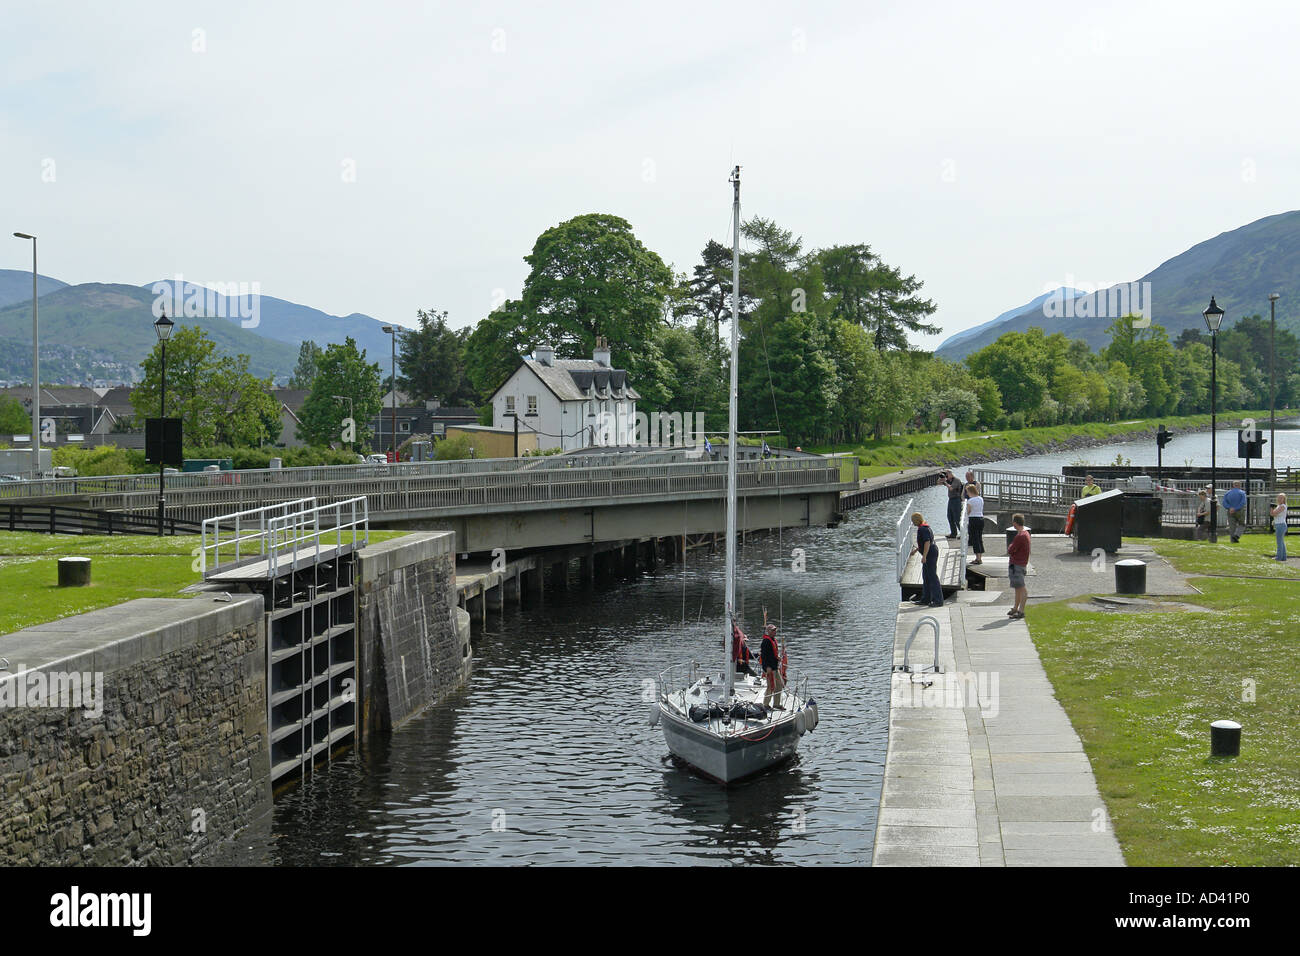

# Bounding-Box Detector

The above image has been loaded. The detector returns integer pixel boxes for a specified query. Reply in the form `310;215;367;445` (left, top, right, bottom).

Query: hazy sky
4;0;1298;349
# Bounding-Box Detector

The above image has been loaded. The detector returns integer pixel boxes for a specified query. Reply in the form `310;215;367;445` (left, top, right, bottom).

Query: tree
296;337;384;448
464;300;531;400
289;340;322;389
685;239;749;343
520;212;673;383
0;397;28;433
965;333;1048;415
131;325;279;447
397;309;477;406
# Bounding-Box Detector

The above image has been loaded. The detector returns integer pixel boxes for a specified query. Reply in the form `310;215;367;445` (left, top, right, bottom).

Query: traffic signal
1156;426;1173;449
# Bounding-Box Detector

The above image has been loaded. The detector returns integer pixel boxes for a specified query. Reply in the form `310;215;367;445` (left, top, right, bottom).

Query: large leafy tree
819;243;938;350
0;396;28;433
132;325;280;447
520;212;673;379
296;337;384;447
397;309;477;406
464;300;531;399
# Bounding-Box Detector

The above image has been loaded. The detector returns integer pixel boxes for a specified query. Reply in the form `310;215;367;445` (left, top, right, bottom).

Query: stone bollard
1210;719;1242;757
57;556;92;587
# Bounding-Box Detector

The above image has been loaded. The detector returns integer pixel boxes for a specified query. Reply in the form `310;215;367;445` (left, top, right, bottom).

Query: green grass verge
0;530;410;634
808;408;1281;469
1028;536;1300;865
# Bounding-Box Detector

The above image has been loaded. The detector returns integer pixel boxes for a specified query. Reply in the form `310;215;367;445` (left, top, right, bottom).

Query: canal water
241;418;1299;865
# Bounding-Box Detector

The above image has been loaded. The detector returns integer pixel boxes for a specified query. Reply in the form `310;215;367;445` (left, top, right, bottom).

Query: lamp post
13;233;38;480
1269;293;1279;485
153;311;175;534
382;325;397;462
1203;296;1225;542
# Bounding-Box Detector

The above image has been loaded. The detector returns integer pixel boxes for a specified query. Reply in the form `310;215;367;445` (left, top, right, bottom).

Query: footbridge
2;451;858;553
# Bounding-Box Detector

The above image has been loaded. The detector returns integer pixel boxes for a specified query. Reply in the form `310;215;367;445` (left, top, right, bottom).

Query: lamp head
13;232;35;240
1269;293;1281;302
154;311;175;342
1202;296;1225;333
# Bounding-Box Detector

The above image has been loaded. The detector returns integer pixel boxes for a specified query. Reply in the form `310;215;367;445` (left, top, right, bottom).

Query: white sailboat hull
661;708;802;784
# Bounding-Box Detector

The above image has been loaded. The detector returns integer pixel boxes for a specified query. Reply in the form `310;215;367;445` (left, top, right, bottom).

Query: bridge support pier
485;582;504;612
551;559;568;590
643;538;658;572
523;565;543;606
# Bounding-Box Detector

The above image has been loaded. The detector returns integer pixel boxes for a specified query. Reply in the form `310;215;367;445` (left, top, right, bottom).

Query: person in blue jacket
1222;480;1247;543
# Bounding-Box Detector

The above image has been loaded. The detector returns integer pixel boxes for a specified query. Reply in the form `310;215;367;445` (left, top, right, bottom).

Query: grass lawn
1028;535;1300;865
0;529;410;635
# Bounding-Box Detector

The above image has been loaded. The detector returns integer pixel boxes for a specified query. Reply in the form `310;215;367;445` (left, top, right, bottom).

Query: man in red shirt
1006;513;1030;620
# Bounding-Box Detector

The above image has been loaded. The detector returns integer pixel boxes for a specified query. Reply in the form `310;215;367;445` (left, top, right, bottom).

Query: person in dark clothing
938;469;964;538
759;624;785;709
909;512;943;608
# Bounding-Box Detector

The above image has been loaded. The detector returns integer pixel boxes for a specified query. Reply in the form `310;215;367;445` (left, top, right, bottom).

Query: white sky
4;0;1298;349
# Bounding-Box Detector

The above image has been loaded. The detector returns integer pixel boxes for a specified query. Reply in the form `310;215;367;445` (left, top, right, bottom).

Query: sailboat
651;166;819;784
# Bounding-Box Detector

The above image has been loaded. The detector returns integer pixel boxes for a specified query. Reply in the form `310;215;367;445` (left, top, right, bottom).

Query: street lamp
1269;293;1280;483
13;232;38;480
154;310;174;534
382;325;397;462
1203;296;1225;542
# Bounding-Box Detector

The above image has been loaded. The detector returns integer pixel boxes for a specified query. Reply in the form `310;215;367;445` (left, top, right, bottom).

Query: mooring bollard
57;556;92;587
1210;719;1242;757
1115;558;1146;595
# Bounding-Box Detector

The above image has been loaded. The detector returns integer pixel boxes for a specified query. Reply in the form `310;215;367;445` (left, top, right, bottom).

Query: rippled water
240;488;951;866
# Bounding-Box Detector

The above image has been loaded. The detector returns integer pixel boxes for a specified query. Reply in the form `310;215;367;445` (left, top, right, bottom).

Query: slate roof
517;358;640;402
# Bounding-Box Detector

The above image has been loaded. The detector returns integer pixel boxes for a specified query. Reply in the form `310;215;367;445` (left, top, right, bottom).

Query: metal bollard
1210;719;1241;757
1115;559;1146;595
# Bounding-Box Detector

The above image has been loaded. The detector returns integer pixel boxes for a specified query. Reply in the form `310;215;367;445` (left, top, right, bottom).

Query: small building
445;424;541;459
367;400;481;455
488;338;639;452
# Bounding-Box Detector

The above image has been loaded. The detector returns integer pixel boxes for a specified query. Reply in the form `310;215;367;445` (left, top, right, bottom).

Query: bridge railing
201;497;319;576
42;454;854;525
202;496;368;579
895;497;916;582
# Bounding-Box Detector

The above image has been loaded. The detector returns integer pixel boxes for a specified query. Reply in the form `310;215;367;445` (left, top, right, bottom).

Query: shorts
1008;563;1026;588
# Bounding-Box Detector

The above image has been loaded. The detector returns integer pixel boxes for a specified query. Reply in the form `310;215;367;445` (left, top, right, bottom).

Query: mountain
0;283;300;385
936;210;1300;361
0;269;68;309
144;280;394;363
935;288;1084;356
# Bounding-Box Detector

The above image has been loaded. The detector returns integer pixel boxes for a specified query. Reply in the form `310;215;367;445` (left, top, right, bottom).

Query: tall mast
724;165;740;699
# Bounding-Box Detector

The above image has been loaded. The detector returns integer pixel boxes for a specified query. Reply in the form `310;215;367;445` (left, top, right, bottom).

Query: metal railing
201;497;318;576
895;497;916;582
263;496;369;579
11;454;855;526
657;659;810;737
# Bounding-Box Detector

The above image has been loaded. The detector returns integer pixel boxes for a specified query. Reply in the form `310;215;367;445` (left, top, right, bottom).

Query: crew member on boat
760;623;785;710
730;620;754;676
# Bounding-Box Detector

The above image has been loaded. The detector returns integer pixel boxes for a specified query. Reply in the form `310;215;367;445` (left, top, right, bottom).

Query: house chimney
593;336;611;368
534;344;555;367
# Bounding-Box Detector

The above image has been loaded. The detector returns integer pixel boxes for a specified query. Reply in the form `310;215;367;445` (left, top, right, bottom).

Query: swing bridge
1;450;859;554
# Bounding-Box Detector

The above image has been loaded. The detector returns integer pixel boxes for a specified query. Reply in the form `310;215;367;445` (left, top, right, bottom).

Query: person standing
1194;489;1210;541
909;512;943;608
1007;513;1030;620
1081;475;1102;497
1223;480;1247;543
1271;493;1289;561
965;483;985;565
759;623;785;709
938;469;964;538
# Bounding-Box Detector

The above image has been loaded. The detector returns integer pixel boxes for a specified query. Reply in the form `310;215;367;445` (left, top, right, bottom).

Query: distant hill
0;283;300;384
0;274;397;385
937;210;1300;361
144;280;394;364
0;269;68;309
935;288;1084;357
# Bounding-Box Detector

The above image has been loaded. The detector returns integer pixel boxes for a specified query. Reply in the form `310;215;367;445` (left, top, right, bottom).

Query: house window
505;396;516;415
527;395;538;415
399;421;411;433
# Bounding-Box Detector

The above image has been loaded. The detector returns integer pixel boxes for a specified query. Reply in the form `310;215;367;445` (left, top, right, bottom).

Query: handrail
201;497;318;576
893;615;942;675
895;497;915;583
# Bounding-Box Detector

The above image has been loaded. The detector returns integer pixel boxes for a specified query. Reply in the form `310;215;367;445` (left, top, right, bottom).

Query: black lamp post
1269;293;1279;484
1203;296;1225;542
154;310;174;534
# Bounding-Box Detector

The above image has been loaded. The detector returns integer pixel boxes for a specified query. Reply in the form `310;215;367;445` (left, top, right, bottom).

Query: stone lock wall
356;532;471;736
0;595;271;865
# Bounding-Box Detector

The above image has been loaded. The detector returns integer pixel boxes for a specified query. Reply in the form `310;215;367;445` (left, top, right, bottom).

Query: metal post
1210;329;1218;543
157;337;167;536
513;413;519;457
1269;293;1279;486
390;332;397;462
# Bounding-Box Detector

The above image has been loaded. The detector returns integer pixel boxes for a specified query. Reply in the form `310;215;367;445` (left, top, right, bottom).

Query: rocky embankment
916;420;1225;470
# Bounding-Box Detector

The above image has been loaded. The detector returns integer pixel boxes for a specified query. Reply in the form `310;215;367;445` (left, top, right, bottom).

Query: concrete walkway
874;598;1125;866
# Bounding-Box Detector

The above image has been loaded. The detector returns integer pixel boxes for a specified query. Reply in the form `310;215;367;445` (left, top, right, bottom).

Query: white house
489;338;640;452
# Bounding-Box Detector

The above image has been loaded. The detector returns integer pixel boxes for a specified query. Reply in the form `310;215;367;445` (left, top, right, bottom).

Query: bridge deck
899;537;964;597
206;539;360;582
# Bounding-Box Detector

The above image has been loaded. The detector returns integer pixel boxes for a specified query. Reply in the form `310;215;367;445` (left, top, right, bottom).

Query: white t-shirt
1275;504;1288;527
966;495;984;518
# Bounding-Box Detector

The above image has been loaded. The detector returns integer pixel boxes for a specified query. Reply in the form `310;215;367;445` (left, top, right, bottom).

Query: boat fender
795;711;806;735
649;702;660;727
807;700;818;732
